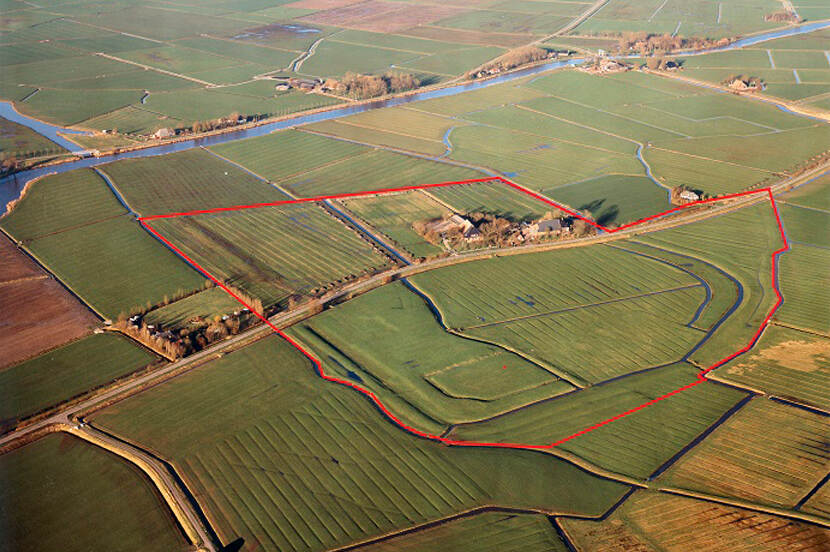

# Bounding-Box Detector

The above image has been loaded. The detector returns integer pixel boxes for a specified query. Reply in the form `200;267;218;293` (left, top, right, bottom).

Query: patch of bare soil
729;339;830;374
300;0;466;33
0;236;40;282
0;244;97;369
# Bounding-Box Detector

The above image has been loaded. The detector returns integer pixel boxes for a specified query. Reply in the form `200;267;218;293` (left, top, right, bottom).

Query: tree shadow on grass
577;199;620;227
219;537;244;552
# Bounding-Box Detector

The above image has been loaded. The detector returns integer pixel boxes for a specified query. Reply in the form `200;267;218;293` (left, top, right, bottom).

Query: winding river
2;20;829;214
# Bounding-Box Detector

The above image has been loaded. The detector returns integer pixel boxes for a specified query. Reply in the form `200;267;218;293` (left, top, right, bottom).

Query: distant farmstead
153;127;175;139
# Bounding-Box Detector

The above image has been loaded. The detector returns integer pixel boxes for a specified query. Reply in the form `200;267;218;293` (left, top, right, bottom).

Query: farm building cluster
416;213;572;250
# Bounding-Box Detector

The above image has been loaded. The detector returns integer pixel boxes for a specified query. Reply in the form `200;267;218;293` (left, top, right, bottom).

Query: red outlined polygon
139;177;789;450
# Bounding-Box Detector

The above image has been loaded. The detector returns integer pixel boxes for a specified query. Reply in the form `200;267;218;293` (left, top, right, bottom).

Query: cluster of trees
645;56;678;71
323;71;420;100
616;32;730;54
468;46;551;78
113;318;186;359
765;10;801;23
1;155;20;173
190;111;248;134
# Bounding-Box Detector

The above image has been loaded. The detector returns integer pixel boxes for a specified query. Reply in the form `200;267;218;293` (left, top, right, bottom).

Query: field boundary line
136;176;793;454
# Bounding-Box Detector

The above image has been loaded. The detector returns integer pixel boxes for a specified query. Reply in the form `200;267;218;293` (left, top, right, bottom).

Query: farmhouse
153;127;175;139
523;218;569;238
679;190;700;202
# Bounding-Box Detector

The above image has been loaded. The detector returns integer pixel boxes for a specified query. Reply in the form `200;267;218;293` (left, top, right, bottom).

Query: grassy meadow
359;512;568;552
92;335;627;552
289;282;573;432
659;397;830;509
0;333;158;425
150;203;393;308
560;490;830;552
0;433;187;552
450;362;747;479
99;148;286;216
714;325;830;411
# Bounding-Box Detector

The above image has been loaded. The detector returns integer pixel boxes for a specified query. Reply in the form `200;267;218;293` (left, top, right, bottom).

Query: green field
713;325;830;411
560;489;830;551
0;169;126;241
209;129;368;183
360;512;568;552
450;363;747;479
289;282;573;432
0;333;158;425
92;335;628;552
280;147;482;198
466;286;704;383
24;216;205;318
143;287;244;329
338;191;447;258
640;202;783;367
0;433;187;552
677;30;830;104
776;244;830;333
409;244;700;329
149;203;392;308
659;397;830;508
572;0;783;38
429;181;550;222
99;148;285;215
0;117;67;159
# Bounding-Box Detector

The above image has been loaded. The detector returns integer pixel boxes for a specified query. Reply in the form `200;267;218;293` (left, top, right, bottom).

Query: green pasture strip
209;128;368;183
282;148;481;198
561;489;828;551
409;244;699;329
640;202;782;367
429;180;551;221
25;216;205;318
339;191;447;258
0;333;157;424
143;287;244;329
1;169;126;241
357;512;568;552
99;148;284;216
776;244;830;334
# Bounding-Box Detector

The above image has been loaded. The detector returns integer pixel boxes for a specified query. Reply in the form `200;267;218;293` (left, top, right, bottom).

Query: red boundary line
138;177;788;450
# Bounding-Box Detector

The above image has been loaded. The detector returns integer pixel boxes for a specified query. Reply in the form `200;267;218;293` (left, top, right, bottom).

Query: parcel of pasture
715;325;830;411
0;433;187;552
560;490;830;551
0;333;158;425
359;512;568;552
288;282;572;429
92;335;627;552
99;148;286;215
149;203;393;308
659;397;830;508
449;362;747;479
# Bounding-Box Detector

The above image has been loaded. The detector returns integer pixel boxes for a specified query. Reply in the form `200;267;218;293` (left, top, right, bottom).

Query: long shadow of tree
219;538;244;552
578;199;620;227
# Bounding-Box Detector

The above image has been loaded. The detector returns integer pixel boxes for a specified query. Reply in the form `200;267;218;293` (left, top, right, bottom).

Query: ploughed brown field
0;236;97;369
299;0;465;33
